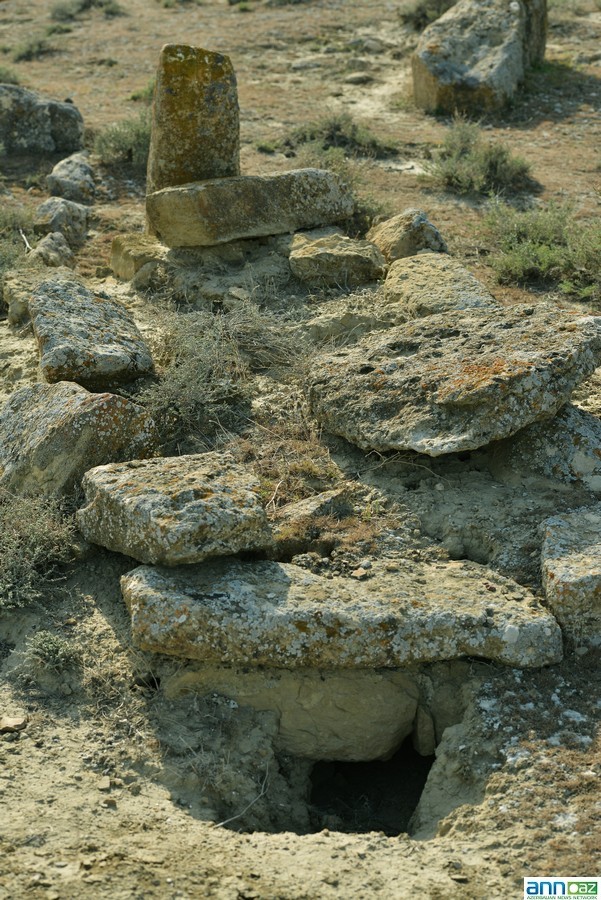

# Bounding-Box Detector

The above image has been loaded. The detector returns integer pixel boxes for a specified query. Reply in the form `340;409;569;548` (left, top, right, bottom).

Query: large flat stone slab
541;505;601;647
29;277;154;390
77;453;272;565
121;558;562;668
308;306;601;456
0;382;157;497
383;254;498;318
146;44;240;195
146;169;354;248
289;233;386;286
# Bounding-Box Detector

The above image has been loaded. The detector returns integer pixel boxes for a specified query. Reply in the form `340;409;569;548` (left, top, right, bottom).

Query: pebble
0;716;28;734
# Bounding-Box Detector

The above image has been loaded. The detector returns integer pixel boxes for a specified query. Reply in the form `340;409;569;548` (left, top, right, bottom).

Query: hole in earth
308;738;435;835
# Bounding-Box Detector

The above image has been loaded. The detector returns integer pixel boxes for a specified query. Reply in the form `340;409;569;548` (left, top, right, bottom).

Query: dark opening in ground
309;739;435;835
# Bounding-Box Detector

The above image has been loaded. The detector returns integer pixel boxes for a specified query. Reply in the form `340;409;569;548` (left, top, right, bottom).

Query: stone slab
121;557;562;668
308;305;601;456
29;277;154;390
145;169;354;248
77;453;273;565
289;233;386;286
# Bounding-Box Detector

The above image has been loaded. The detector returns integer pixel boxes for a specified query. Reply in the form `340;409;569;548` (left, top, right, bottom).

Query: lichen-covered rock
541;505;601;646
121;557;562;667
28;233;75;269
412;0;547;113
146;169;354;248
77;453;273;565
289;233;386;286
491;404;601;492
46;151;95;203
1;266;81;325
0;85;84;154
146;44;240;195
0;382;157;496
270;488;354;559
110;233;168;280
367;209;447;263
33;197;88;248
383;254;498;318
29;277;154;390
307;306;601;456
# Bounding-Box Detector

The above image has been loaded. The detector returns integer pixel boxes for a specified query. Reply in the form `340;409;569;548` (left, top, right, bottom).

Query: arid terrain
0;0;600;898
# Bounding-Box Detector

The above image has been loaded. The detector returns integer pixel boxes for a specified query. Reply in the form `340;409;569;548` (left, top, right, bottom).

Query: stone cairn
1;42;600;767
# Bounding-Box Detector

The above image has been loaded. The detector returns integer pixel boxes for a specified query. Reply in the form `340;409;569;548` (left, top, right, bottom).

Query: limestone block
29;233;75;269
121;557;562;668
164;666;420;761
367;209;447;263
491;404;601;492
541;505;601;647
33;197;88;248
77;453;273;565
147;44;240;195
46;151;95;203
1;266;80;325
146;169;354;248
412;0;547;113
110;233;168;280
0;85;84;155
0;382;157;496
289;233;386;286
308;305;601;456
383;254;498;319
29;277;154;390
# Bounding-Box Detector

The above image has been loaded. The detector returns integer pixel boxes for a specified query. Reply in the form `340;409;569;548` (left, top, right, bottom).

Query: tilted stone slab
0;382;157;496
289;233;386;286
383;254;498;319
308;305;601;456
77;453;273;565
121;558;562;668
412;0;547;113
541;505;601;647
146;44;240;195
146;169;354;248
29;277;154;390
367;209;447;263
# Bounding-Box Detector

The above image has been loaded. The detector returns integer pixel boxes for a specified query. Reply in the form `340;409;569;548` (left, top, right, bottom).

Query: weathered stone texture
46;151;95;203
1;266;80;325
110;234;168;280
121;557;562;668
541;505;601;647
367;209;447;263
412;0;547;113
307;306;601;456
29;233;75;269
146;44;240;195
383;254;497;319
0;382;157;496
0;85;84;154
289;233;386;286
33;197;88;248
29;278;154;390
77;453;273;565
146;169;354;247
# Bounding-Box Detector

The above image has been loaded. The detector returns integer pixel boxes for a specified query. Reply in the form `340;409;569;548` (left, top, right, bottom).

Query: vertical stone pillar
146;44;240;198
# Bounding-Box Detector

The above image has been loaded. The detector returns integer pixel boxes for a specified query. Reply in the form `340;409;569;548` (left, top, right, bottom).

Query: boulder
29;277;154;390
0;382;157;496
541;505;601;647
383;254;498;318
367;209;447;263
146;44;240;195
307;305;601;456
28;233;75;269
1;266;79;325
46;151;95;203
121;556;562;668
145;169;354;248
0;85;83;155
412;0;547;113
289;233;386;286
491;404;601;492
33;197;88;248
77;453;273;565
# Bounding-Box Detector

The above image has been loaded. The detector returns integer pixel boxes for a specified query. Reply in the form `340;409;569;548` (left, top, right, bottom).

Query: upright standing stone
146;44;240;196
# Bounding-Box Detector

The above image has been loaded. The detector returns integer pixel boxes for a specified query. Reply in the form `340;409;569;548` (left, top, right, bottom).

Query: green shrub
24;631;81;674
282;113;396;160
485;201;601;302
51;0;124;20
398;0;456;30
0;493;75;610
425;118;532;194
94;111;151;172
0;65;19;84
129;78;155;105
0;204;34;285
12;37;55;62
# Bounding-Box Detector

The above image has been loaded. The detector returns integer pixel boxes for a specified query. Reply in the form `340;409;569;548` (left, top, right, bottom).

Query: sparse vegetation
0;493;75;610
50;0;125;21
0;204;34;284
94;110;151;172
282;113;396;160
425;118;532;195
12;37;55;62
485;201;601;302
23;631;82;675
129;78;155;105
0;65;20;84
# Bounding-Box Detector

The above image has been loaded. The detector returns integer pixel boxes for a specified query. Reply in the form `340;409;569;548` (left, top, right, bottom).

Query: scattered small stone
97;776;112;792
0;716;28;734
